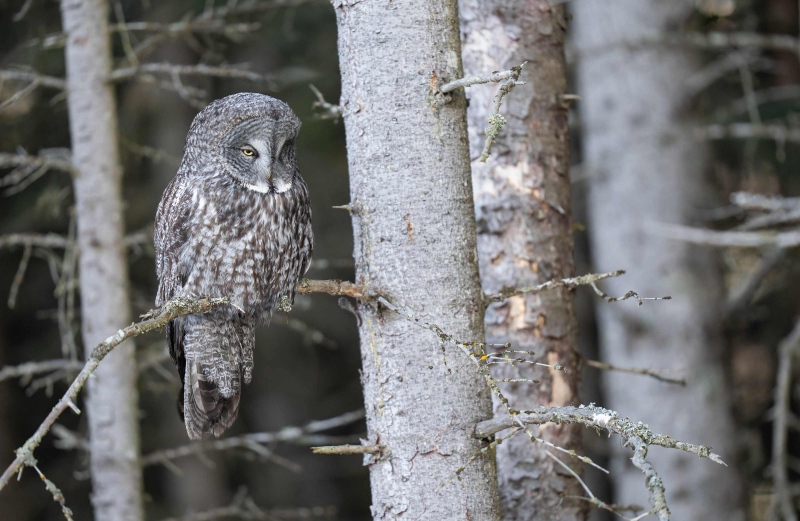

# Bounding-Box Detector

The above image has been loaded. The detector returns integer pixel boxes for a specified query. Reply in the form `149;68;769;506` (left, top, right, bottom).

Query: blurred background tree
1;0;800;520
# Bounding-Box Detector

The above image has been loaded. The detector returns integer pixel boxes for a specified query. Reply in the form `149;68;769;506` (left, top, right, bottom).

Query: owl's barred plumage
155;93;313;439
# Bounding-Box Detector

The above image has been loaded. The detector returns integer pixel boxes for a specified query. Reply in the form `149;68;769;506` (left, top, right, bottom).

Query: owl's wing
154;172;193;401
154;172;192;306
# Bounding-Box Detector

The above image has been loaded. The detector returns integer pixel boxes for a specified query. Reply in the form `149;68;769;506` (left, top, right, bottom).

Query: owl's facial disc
221;118;299;194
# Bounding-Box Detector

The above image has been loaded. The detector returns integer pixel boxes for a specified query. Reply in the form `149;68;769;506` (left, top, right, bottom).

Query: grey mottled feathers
154;93;313;440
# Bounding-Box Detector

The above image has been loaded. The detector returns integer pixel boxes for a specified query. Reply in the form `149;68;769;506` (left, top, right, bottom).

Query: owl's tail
182;359;241;439
170;315;254;440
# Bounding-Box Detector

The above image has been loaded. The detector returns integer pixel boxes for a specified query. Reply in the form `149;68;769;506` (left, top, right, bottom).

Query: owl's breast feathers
175;173;313;322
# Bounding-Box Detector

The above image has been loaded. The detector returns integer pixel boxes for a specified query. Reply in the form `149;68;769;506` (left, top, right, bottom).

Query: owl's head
186;93;302;194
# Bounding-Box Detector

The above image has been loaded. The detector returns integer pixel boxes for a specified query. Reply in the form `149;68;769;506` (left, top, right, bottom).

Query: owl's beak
265;169;272;181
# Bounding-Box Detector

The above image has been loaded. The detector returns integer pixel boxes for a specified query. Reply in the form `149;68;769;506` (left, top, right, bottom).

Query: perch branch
0;296;231;492
295;278;374;299
0;279;374;491
311;444;385;455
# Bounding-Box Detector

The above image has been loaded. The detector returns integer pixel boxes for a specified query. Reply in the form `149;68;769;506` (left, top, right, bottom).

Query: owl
154;93;313;440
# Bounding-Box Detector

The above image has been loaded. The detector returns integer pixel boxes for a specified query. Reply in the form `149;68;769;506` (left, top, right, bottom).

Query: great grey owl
154;93;313;440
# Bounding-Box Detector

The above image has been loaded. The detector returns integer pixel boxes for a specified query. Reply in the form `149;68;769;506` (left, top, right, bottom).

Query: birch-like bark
334;0;501;518
460;3;585;520
60;1;143;519
572;2;745;519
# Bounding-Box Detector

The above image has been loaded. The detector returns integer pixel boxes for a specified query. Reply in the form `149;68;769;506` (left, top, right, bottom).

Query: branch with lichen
439;62;526;162
476;404;725;521
309;84;342;122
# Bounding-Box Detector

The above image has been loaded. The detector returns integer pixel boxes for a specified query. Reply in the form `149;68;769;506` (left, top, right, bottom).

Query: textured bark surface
460;3;585;520
572;2;745;520
60;0;143;519
334;0;501;519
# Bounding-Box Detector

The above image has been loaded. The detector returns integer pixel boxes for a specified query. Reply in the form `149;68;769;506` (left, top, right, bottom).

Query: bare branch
142;410;364;467
648;221;800;248
0;360;84;384
309;84;342;121
698;123;800;143
485;270;625;302
581;359;686;386
114;20;261;35
0;152;77;176
0;234;71;251
0;70;67;91
730;191;800;213
583;31;800;56
110;63;278;88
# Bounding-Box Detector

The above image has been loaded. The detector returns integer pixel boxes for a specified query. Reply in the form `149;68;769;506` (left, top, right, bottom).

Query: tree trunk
460;3;585;520
572;2;745;519
334;1;501;519
60;1;143;519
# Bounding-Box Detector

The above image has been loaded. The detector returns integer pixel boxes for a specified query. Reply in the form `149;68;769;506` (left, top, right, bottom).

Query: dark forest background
1;0;799;519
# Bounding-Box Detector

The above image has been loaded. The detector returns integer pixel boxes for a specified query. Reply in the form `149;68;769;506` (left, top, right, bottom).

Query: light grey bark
334;0;501;519
460;2;585;520
572;2;745;520
60;1;143;519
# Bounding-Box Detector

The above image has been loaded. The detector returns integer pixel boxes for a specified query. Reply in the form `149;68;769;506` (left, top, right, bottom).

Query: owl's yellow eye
241;147;256;157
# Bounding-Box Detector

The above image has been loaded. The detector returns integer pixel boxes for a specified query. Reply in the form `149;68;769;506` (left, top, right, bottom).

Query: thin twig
479;63;526;162
142;410;364;467
698;123;800;144
485;270;625;302
110;63;277;88
582;359;686;386
0;360;85;383
0;70;67;91
308;84;342;121
0;152;77;176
